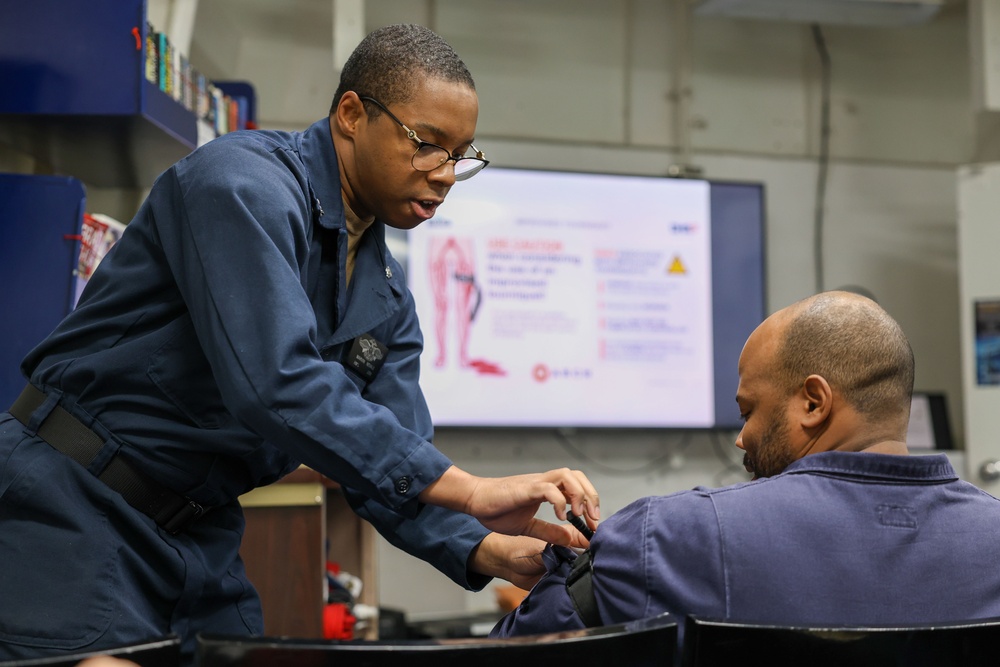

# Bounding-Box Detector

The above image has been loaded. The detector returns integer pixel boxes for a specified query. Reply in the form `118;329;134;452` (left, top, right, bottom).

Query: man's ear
334;91;366;137
800;374;832;428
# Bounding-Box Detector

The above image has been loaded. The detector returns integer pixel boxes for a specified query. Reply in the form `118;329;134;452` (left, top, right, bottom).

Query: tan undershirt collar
343;197;375;286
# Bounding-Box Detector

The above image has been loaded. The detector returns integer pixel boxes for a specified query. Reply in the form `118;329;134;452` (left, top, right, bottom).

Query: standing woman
0;24;598;666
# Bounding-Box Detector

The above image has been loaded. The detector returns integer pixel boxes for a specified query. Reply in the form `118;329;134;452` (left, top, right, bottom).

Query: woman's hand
419;466;599;547
76;658;141;667
469;534;549;591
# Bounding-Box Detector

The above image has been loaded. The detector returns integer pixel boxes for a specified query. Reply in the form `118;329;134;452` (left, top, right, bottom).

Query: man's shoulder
604;485;745;533
637;479;761;506
607;475;811;528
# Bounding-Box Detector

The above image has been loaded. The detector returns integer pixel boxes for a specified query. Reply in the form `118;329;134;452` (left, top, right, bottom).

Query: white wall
956;164;1000;496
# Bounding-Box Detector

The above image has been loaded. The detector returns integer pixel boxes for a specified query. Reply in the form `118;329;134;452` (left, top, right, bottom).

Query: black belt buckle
162;500;205;535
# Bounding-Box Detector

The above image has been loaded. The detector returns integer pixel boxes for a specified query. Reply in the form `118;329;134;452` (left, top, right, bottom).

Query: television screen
405;167;766;430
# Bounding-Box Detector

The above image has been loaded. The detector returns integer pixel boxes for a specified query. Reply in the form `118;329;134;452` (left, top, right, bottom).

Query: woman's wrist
417;465;478;512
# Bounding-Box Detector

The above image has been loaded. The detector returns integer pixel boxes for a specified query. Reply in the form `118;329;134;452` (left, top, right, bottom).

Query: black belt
9;385;206;534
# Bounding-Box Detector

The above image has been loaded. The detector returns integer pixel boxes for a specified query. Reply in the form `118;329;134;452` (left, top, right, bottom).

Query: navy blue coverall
493;451;1000;650
0;118;490;663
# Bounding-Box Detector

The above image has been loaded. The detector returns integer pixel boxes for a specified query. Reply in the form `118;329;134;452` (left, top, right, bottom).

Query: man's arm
489;544;588;637
492;491;727;638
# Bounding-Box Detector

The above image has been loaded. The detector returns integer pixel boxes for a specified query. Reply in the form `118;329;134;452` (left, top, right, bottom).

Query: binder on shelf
196;73;210;121
74;213;127;308
215;81;259;130
212;86;227;135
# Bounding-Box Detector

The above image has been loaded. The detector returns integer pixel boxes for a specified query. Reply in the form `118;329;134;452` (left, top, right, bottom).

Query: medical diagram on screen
408;170;714;428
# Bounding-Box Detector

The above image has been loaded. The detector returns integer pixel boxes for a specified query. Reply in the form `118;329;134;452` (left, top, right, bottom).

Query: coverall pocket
147;317;230;429
0;432;117;650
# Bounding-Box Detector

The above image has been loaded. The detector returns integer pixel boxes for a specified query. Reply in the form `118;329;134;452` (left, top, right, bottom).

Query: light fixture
692;0;947;27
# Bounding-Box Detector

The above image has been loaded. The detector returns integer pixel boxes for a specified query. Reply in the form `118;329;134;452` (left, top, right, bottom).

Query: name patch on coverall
345;333;388;383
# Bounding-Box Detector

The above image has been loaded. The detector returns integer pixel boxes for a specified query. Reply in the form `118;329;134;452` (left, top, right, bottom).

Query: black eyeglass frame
359;95;489;181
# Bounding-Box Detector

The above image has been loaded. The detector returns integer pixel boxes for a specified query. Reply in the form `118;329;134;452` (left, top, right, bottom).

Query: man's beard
746;411;797;479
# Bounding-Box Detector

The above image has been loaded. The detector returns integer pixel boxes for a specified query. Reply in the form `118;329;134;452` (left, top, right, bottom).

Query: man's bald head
771;291;914;423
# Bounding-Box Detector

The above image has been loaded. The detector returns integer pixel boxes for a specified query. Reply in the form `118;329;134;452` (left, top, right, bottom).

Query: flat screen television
405;167;766;430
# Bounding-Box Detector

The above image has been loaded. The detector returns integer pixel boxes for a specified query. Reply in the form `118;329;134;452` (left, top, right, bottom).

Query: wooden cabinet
239;468;378;639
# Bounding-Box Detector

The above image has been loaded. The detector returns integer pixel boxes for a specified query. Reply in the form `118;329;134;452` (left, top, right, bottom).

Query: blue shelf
0;0;199;187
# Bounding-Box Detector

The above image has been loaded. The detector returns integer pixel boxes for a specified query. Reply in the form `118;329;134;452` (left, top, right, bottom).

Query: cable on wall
623;0;634;145
811;23;832;294
667;0;702;178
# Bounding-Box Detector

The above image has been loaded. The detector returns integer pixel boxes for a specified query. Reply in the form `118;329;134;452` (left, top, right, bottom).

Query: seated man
492;290;1000;642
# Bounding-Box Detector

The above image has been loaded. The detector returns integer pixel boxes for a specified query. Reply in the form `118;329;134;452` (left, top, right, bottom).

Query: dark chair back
683;616;1000;667
0;636;180;667
197;612;677;667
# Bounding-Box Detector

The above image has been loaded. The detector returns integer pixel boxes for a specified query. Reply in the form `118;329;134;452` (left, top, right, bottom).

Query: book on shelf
145;22;250;133
144;22;158;85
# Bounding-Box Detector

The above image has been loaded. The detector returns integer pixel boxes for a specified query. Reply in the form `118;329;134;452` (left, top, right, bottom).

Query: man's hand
419;466;600;548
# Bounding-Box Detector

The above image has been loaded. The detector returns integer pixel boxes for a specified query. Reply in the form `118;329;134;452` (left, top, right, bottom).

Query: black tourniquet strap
9;384;207;534
566;549;602;627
